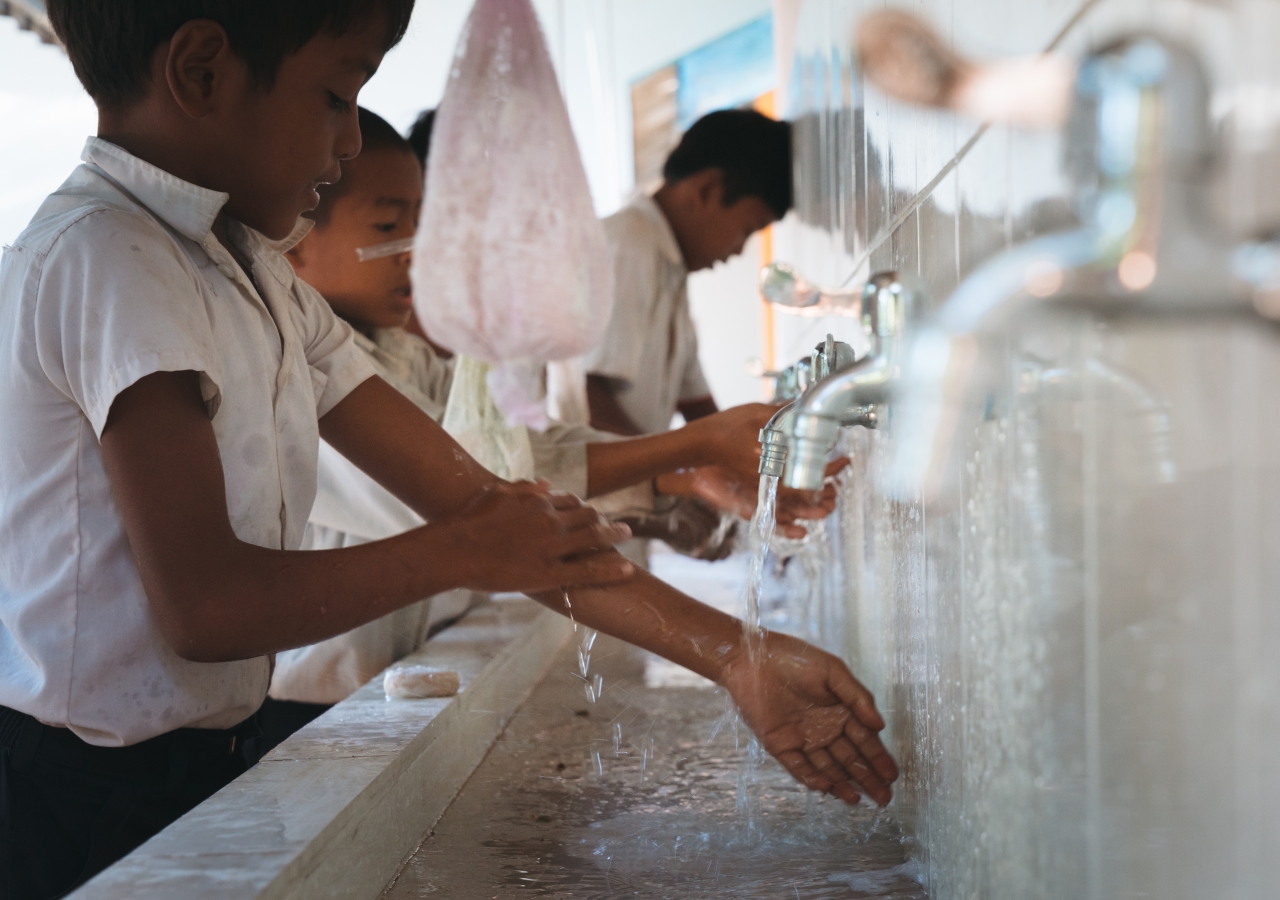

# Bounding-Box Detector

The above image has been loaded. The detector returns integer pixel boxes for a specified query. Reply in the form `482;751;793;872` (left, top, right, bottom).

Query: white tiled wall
773;2;1280;897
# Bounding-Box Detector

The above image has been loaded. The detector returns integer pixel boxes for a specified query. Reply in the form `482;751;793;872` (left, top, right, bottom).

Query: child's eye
328;92;352;113
374;222;398;233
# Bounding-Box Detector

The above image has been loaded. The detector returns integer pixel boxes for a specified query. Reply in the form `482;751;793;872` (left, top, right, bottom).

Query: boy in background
586;109;791;437
0;4;896;894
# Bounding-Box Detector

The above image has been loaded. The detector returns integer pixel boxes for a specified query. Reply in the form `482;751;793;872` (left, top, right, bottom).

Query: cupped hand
721;630;899;806
675;459;849;539
445;481;634;593
774;457;850;538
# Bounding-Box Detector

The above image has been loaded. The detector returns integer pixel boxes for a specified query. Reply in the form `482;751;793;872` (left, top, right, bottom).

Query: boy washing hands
0;3;897;895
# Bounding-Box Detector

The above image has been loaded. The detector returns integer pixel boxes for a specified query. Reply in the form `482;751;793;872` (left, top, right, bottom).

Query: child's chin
377;310;413;329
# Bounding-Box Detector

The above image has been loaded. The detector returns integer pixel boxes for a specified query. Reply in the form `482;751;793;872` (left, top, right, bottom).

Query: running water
743;475;780;660
578;628;600;703
736;475;781;837
562;588;576;631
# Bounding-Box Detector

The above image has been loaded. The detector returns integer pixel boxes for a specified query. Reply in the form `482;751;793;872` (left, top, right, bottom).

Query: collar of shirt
81;137;316;398
629;193;687;274
79;137;314;282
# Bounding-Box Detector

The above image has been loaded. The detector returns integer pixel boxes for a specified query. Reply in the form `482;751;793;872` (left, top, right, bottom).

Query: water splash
579;627;599;703
562;587;576;631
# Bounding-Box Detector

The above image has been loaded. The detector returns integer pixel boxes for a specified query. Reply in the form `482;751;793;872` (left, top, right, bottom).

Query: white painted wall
0;18;96;245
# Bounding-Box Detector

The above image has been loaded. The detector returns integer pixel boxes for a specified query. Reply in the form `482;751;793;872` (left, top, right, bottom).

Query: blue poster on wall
675;14;775;130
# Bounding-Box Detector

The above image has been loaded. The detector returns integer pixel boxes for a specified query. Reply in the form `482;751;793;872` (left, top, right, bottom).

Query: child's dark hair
407;108;436;166
46;0;415;109
663;109;793;219
310;107;417;227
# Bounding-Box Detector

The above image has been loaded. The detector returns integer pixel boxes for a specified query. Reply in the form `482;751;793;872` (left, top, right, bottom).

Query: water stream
743;475;780;656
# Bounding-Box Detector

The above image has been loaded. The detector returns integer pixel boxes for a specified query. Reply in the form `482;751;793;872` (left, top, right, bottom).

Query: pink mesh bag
412;0;613;428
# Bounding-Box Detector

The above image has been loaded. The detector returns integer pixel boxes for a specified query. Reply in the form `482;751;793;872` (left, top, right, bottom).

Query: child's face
663;171;779;273
683;194;779;272
214;18;391;240
289;148;423;330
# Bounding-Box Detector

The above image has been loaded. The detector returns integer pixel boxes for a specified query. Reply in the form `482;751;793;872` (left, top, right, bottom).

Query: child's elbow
150;591;240;663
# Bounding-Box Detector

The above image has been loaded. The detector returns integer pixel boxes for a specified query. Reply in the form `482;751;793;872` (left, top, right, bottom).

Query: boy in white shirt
0;3;897;895
586;110;791;437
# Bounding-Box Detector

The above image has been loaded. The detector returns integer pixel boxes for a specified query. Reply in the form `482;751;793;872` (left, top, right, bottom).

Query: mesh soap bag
413;0;613;433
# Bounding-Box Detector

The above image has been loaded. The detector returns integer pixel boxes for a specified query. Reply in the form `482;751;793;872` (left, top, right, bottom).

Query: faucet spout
758;336;861;477
758;403;796;478
784;272;918;490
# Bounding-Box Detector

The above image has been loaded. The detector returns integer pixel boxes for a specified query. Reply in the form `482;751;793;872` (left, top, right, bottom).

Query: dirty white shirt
0;138;376;746
582;195;712;435
271;328;612;705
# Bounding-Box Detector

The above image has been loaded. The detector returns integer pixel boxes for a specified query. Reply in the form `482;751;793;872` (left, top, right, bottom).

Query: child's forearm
164;523;495;662
102;371;633;664
529;570;745;684
584;402;779;498
584;429;708;498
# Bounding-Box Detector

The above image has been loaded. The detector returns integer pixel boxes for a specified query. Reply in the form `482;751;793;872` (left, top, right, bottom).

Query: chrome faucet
781;272;919;490
758;335;859;478
884;35;1256;501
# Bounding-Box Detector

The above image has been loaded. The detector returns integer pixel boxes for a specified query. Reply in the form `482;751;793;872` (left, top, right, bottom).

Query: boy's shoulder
601;195;681;271
601;195;656;237
10;163;188;267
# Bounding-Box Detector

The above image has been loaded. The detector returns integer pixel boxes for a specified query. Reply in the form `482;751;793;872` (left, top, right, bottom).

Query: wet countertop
382;625;926;899
71;598;575;900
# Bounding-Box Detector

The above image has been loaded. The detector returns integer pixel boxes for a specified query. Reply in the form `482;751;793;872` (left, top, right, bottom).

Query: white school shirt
582;195;712;435
272;327;615;705
0;138;376;746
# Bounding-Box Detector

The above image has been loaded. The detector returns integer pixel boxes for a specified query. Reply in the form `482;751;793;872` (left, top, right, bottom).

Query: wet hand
774;458;850;538
445;481;634;593
721;631;899;807
679;460;849;539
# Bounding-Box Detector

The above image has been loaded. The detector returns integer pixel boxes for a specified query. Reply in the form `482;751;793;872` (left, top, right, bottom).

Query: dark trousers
239;698;330;768
0;706;258;900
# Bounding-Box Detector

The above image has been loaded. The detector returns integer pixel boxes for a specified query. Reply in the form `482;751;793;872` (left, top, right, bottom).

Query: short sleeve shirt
582;196;711;434
0;138;375;746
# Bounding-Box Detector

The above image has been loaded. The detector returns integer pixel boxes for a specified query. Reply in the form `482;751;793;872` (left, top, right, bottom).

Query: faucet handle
821;334;859;373
855;9;1075;129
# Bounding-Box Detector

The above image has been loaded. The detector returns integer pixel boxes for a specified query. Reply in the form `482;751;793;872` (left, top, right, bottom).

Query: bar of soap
384;666;460;700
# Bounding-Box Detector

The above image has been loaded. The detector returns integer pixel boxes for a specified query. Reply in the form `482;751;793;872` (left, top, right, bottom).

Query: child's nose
335;110;362;161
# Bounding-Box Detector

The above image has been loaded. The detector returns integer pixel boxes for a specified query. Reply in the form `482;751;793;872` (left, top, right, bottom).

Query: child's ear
164;19;236;118
695;169;726;209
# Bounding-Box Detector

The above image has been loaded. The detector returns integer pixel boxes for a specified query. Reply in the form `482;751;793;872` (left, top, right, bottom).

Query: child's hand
774;457;850;537
444;481;634;593
721;630;899;806
683;403;778;483
660;459;849;539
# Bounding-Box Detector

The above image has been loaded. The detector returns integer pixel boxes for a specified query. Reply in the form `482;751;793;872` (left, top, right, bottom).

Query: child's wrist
679;416;721;468
654;469;697;498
